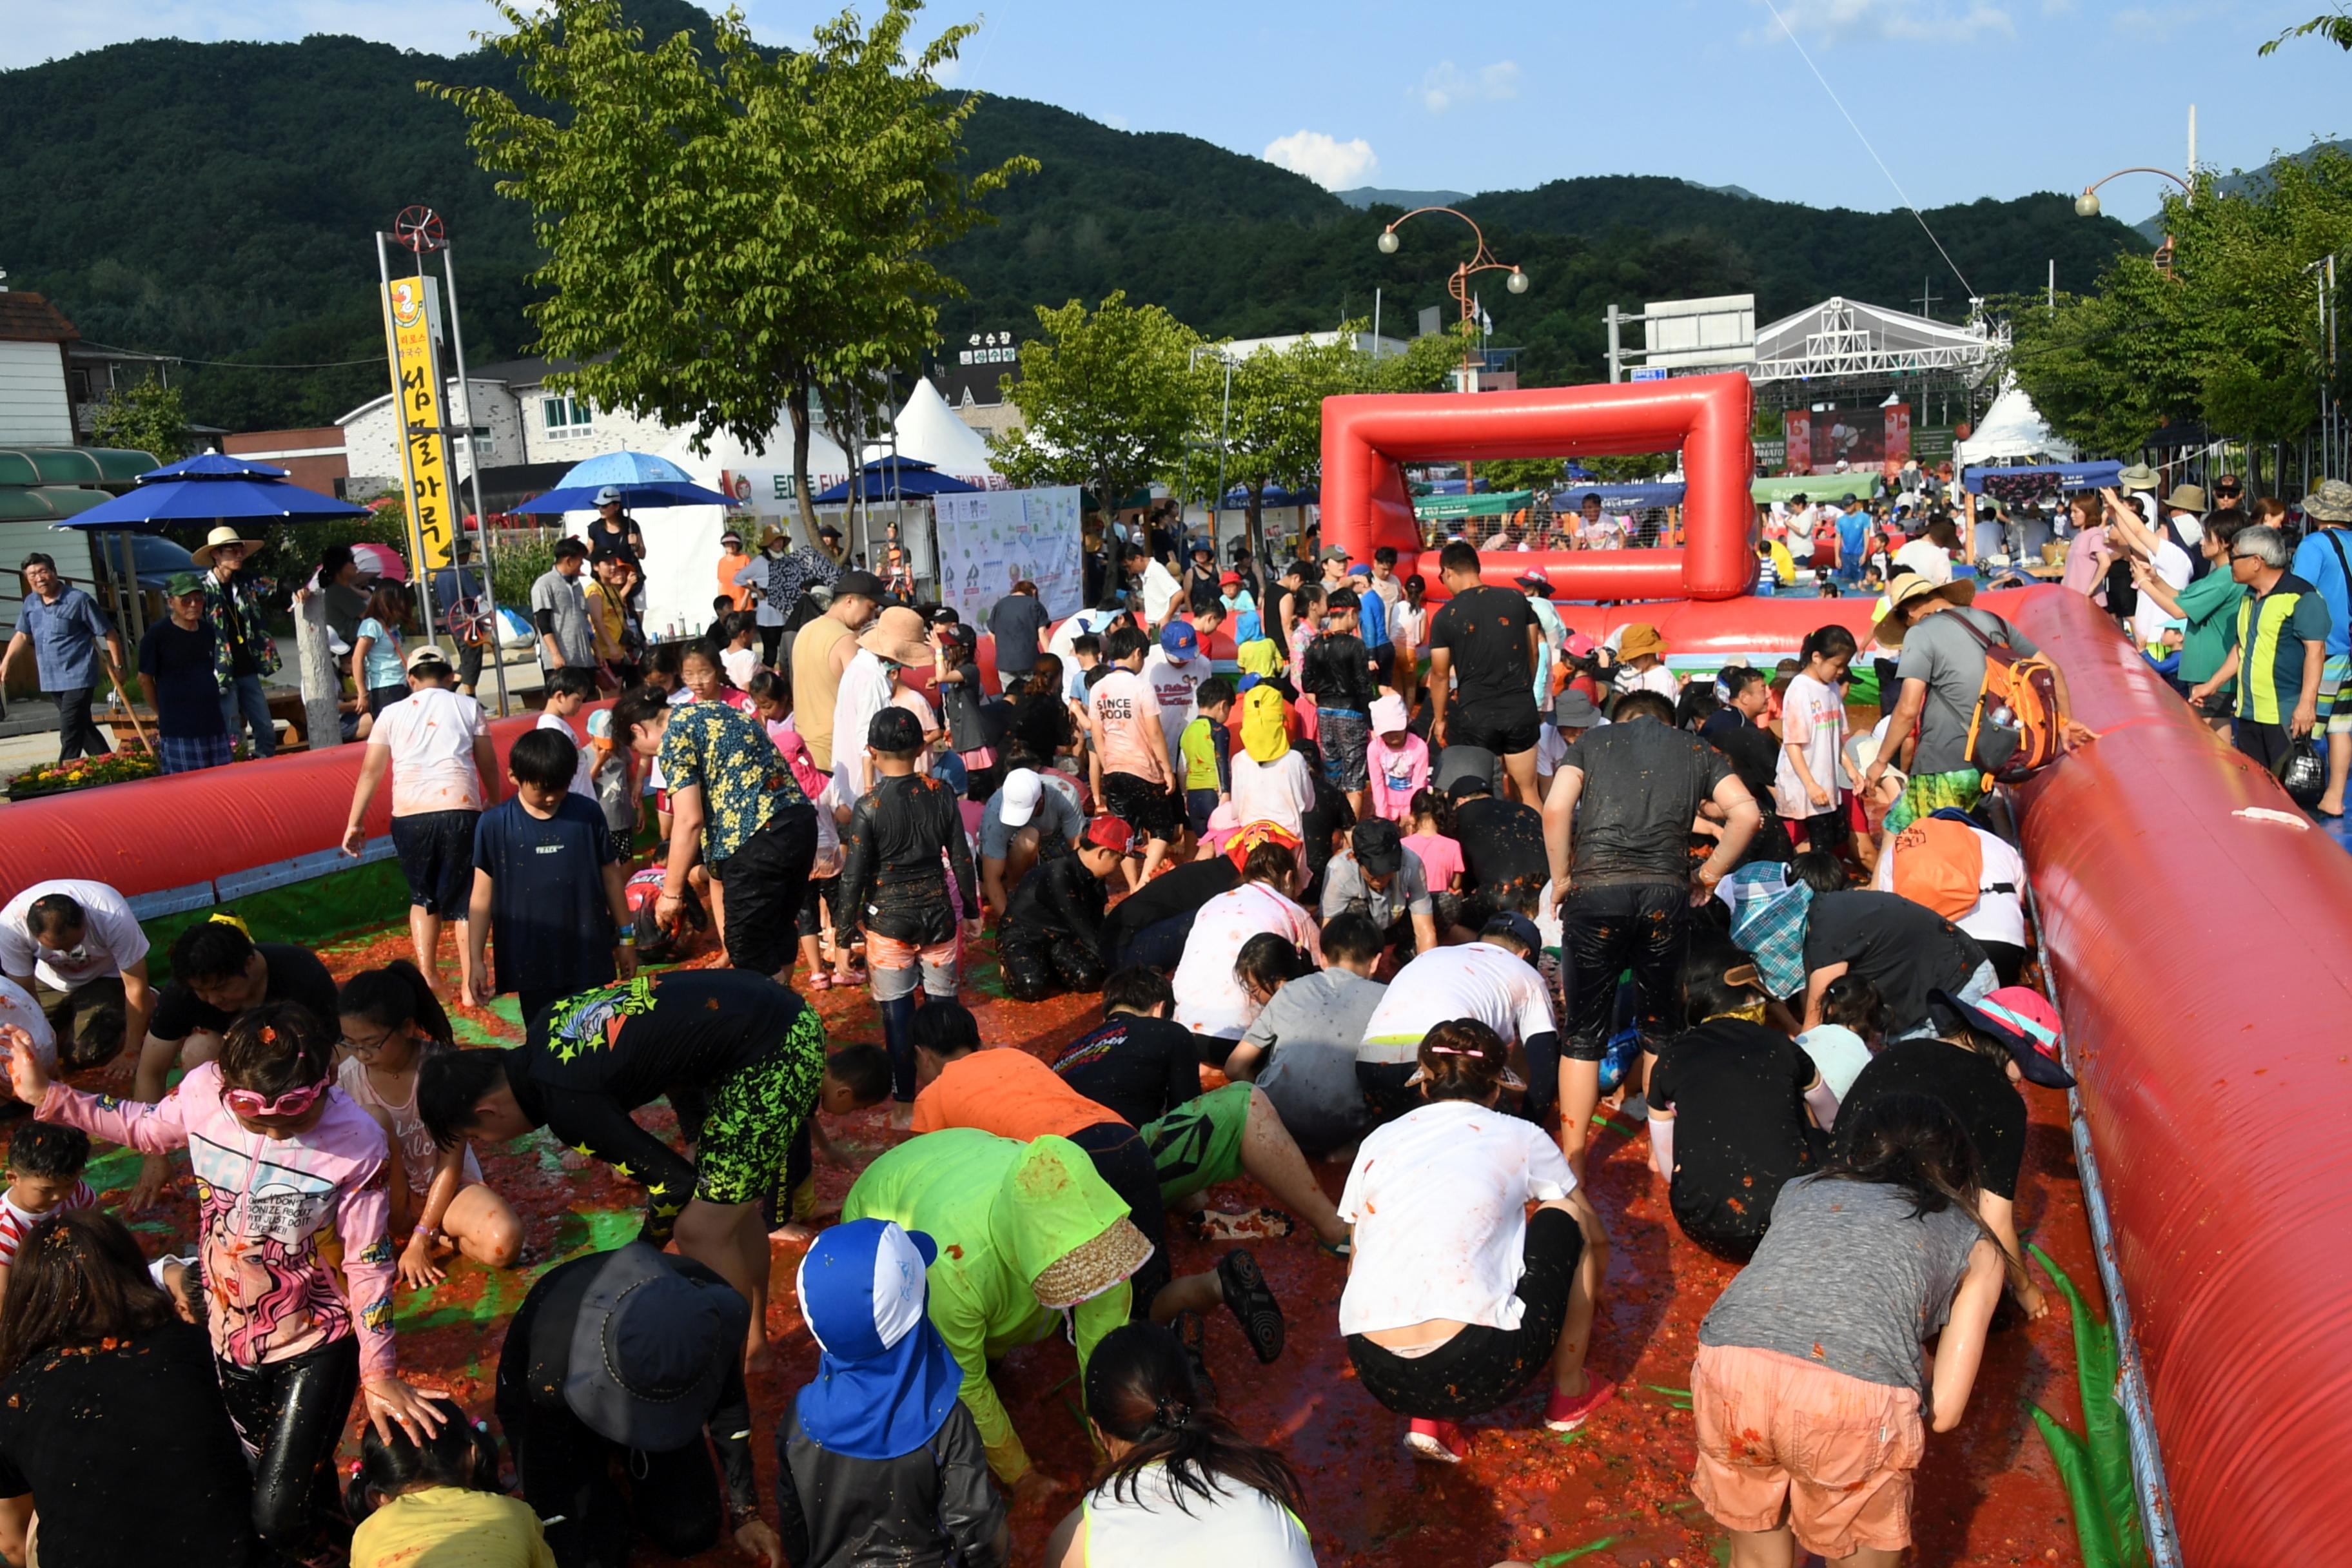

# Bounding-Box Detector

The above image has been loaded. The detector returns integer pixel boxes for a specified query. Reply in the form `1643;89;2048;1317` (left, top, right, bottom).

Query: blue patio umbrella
58;449;369;533
509;478;736;514
553;450;701;489
811;456;981;504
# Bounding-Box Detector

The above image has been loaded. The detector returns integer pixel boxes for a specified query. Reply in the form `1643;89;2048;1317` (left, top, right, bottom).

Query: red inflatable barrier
1321;373;1756;600
2006;587;2352;1567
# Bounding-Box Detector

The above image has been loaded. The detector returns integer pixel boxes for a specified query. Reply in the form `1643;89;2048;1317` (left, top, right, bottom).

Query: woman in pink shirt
6;1002;444;1551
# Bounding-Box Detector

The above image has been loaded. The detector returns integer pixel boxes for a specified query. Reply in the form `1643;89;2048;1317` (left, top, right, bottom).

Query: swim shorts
692;1002;827;1210
1141;1080;1252;1204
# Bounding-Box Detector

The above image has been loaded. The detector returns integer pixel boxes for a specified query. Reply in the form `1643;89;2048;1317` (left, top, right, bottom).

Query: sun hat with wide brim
2115;463;2160;493
2304;478;2352;524
858;605;934;666
564;1242;752;1453
1928;986;2076;1089
1870;573;1977;648
191;525;266;567
1031;1216;1155;1309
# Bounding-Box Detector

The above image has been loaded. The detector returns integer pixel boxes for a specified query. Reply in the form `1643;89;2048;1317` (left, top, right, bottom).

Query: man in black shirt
1426;542;1544;805
498;1242;778;1568
1103;854;1240;972
1797;882;1993;1038
1699;666;1796;863
836;708;982;1107
1447;773;1549;929
985;580;1050;683
130;918;340;1209
420;968;824;1368
997;818;1130;1001
1543;689;1759;1169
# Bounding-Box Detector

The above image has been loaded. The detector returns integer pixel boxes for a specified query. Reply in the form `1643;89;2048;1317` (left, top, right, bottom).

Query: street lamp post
1377;207;1529;397
2075;166;2195;275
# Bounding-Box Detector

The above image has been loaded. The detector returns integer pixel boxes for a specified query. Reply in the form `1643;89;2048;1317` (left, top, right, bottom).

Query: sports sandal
1188;1206;1295;1244
1217;1248;1285;1364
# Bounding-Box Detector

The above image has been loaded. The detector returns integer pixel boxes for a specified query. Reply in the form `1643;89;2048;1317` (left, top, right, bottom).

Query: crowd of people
4;458;2317;1568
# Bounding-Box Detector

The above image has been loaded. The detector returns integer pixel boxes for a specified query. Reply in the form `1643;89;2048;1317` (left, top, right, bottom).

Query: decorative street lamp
1376;208;1528;396
2075;166;2194;275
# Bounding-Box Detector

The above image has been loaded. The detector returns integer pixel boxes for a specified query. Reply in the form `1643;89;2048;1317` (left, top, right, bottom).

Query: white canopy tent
865;376;1000;489
1954;377;2078;466
634;424;856;640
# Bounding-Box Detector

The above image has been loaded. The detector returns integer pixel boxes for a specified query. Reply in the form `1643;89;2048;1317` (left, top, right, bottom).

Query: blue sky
12;0;2347;217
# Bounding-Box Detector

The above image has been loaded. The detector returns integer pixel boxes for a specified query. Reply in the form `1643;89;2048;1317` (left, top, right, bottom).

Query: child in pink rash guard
6;999;444;1551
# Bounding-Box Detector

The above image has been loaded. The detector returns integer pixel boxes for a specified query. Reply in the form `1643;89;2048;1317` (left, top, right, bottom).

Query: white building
336;356;672;496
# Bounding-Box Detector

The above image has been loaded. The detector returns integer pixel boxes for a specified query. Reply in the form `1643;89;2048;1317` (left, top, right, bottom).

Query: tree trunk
294;587;342;750
788;374;819;544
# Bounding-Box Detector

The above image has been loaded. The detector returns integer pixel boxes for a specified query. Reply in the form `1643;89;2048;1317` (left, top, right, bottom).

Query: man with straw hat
191;525;279;758
1864;574;2092;835
832;603;934;802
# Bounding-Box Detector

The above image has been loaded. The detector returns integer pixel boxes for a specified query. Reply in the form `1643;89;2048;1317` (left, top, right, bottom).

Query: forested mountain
0;0;2148;433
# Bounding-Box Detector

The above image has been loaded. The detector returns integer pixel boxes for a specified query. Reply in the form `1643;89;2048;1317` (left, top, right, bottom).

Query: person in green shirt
1179;676;1235;836
841;1130;1152;1503
2131;507;2248;734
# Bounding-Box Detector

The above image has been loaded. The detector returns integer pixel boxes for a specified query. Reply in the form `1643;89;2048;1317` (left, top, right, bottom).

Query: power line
75;338;380;370
1758;0;1979;306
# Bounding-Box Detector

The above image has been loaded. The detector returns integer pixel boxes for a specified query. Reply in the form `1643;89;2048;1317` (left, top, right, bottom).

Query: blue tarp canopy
1558;481;1687;509
1961;460;2122;495
1219;484;1318;508
58;450;368;533
813;456;981;503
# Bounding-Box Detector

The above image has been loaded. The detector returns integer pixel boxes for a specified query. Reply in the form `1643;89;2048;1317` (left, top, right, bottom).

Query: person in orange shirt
715;529;754;613
886;1002;1287;1367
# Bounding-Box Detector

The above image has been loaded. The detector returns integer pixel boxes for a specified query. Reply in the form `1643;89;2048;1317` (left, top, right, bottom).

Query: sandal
1217;1248;1285;1364
1171;1309;1219;1406
806;972;833;992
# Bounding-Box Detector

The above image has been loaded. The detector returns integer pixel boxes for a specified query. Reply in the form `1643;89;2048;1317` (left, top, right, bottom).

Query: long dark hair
338;959;454;1045
1406;786;1453;836
1417;1017;1511;1104
1085;1321;1304;1518
0;1210;177;1380
1824;1093;2024;1290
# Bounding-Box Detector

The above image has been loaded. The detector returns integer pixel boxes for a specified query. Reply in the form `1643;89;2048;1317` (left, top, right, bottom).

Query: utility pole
1916;277;1941;322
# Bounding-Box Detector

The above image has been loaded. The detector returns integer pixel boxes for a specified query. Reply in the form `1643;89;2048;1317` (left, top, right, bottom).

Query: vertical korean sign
380;277;455;569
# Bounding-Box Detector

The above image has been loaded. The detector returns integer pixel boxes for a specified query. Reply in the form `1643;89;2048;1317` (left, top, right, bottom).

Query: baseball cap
1084;816;1135;854
1352;818;1404;876
1516;570;1553;593
1160;621;1199;660
594;485;623;506
1348;562;1372;578
1318;545;1352;562
868;706;925;753
1928;986;2075;1089
1489;912;1543;955
833;569;887;602
164;571;206;598
404;643;453;674
1564;632;1597;659
999;769;1043;828
1219;570;1241;587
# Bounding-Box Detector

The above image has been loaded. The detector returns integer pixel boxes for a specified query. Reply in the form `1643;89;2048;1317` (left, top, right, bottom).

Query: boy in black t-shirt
1426;542;1543;805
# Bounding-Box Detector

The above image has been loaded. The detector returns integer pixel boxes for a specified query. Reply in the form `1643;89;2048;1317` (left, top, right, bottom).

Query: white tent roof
862;377;999;487
1954;377;2077;466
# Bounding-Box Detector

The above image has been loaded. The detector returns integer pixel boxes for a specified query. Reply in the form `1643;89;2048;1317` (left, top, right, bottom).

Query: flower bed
6;750;161;801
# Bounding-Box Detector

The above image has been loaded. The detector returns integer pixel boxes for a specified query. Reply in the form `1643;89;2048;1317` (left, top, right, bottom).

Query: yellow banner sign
381;277;455;571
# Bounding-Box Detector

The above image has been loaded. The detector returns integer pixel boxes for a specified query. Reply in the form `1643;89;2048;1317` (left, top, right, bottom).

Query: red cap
1084;816;1135;854
1564;632;1598;658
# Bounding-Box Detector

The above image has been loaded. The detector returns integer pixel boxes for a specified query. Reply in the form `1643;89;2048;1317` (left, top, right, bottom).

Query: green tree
990;291;1210;524
2006;148;2352;459
90;375;187;464
2260;10;2352;55
427;0;1033;533
1218;331;1372;547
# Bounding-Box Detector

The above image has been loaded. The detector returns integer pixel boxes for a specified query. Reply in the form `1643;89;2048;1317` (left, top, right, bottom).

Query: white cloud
1411;59;1522;114
1260;129;1379;190
1754;0;2015;46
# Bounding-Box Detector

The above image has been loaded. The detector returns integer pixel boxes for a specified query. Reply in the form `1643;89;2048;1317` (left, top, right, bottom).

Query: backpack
1948;610;2065;783
1890;814;1987;920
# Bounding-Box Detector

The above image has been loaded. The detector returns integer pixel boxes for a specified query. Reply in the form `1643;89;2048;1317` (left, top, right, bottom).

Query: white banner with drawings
934;485;1084;623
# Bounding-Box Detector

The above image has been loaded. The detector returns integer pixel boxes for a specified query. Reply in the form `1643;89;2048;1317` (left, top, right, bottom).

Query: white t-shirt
1338;1099;1575;1335
368;687;489;816
1140;560;1184;625
0;879;148;990
1171;881;1324;1040
1893;538;1954;585
1228;749;1315;839
830;648;896;802
1870;817;2028;948
0;976;57;1070
1772;671;1847;819
1141;648;1211;759
1358;939;1555;1062
536;710;596;801
1080;1465;1317;1567
1785;507;1818;551
2131;536;2197;647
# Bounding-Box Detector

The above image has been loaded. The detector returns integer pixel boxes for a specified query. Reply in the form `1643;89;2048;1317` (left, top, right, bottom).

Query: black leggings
798;872;839;943
760;623;785;669
999;923;1106;1002
1346;1206;1583;1421
1068;1121;1169;1313
216;1335;362;1548
501;1392;721;1568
